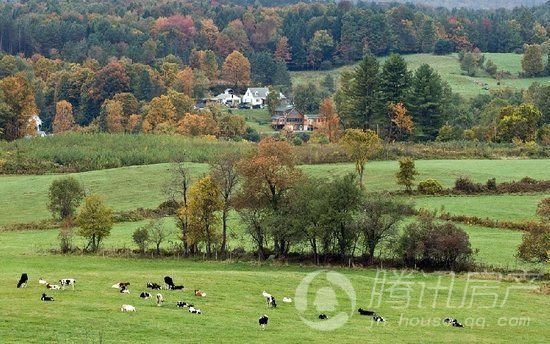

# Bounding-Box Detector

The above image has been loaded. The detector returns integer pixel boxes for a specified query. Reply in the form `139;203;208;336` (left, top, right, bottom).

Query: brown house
271;105;324;131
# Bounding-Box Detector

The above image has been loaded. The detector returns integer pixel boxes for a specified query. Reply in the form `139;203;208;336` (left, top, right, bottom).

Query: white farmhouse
214;88;241;107
241;87;286;108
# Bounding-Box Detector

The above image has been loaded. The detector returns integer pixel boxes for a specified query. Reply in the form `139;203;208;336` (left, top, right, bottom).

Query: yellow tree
174;67;194;97
76;194;113;253
102;99;124;133
186;175;222;257
53;100;75;133
177;113;219;137
0;74;38;141
389;102;414;142
221;51;250;89
318;98;340;143
142;95;177;133
339;129;382;189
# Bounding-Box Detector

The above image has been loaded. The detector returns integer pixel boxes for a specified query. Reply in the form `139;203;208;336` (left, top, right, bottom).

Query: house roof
247;87;269;98
274;104;294;113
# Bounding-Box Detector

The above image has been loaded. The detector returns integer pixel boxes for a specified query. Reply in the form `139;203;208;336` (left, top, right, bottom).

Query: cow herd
17;272;465;331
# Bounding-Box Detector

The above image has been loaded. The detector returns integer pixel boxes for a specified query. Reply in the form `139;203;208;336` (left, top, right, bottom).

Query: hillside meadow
1;159;549;226
290;53;550;99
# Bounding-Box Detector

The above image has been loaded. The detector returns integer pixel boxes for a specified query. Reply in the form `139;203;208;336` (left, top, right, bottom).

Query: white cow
121;304;136;312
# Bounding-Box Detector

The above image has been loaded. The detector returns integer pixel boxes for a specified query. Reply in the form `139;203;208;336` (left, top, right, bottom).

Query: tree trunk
221;209;228;256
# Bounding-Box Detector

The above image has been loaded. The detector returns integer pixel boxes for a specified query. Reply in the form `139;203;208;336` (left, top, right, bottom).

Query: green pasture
290;53;550;99
415;194;547;222
1;159;548;226
223;108;274;134
0;225;548;343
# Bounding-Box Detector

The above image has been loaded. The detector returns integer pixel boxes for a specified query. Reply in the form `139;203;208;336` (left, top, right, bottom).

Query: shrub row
416;176;550;195
437;212;549;232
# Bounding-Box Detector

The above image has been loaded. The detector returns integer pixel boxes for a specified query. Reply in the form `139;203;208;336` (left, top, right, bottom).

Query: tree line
0;0;547;69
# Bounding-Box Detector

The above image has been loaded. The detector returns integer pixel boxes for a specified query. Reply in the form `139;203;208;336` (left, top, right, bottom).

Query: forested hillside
0;0;548;143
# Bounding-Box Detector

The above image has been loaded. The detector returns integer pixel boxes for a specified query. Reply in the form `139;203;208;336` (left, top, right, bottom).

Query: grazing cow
112;282;130;289
41;293;54;301
319;314;328;320
139;292;152;299
17;273;28;288
121;304;136;312
59;278;76;290
444;317;464;328
372;315;385;322
194;289;207;297
46;283;60;290
262;291;276;308
164;276;174;289
258;315;269;330
156;293;164;306
282;297;292;303
176;301;188;308
146;282;162;290
38;278;48;285
188;306;202;314
358;308;376;316
267;296;277;308
120;285;130;294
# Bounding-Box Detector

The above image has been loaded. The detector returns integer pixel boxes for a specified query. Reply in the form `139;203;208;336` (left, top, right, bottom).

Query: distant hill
356;0;549;10
234;0;548;10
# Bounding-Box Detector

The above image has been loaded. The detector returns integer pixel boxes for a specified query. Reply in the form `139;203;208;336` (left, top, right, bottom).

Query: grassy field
1;159;548;226
0;225;548;343
290;53;550;99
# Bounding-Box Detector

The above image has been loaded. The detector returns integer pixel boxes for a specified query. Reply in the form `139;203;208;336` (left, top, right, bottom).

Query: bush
132;226;149;254
517;226;550;263
418;178;444;195
454;176;485;193
486;178;497;191
292;136;303;146
399;216;473;270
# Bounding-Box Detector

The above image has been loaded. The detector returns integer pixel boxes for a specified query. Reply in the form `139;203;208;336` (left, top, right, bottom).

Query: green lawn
415;194;547;222
2;159;548;226
291;53;550;99
0;225;548;343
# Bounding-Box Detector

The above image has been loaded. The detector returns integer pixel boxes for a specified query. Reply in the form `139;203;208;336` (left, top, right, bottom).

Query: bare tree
163;155;192;255
210;152;241;256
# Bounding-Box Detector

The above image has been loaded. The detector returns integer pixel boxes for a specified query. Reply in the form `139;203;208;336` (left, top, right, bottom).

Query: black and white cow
41;293;54;301
59;278;76;290
258;315;269;329
120;285;130;294
188;306;202;314
146;282;162;290
17;273;28;288
444;317;464;328
372;315;385;322
139;292;152;299
319;314;328;320
262;291;276;308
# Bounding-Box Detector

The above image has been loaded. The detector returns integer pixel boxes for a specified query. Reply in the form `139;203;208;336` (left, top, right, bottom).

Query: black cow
319;314;328;320
170;285;184;290
17;273;28;288
164;276;174;289
358;308;375;316
258;315;269;329
41;293;54;301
